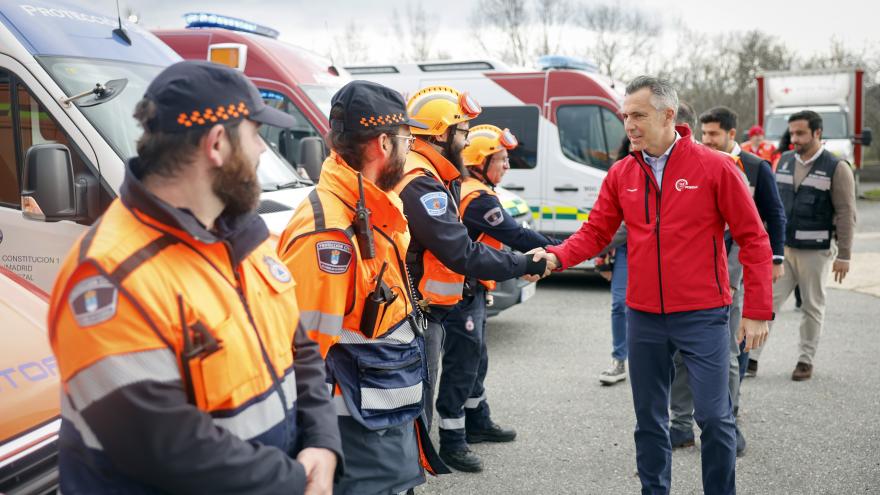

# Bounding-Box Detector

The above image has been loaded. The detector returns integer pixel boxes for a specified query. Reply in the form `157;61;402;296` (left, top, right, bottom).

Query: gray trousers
671;244;744;430
424;318;445;429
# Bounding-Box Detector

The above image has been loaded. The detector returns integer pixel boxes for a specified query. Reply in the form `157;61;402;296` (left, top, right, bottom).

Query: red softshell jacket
547;125;773;320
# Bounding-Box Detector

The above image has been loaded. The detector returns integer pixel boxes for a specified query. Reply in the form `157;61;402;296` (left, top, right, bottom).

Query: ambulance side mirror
299;136;326;183
21;143;94;222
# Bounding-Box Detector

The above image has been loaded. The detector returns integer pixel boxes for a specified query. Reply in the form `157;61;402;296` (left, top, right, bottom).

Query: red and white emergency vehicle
346;57;627;248
156;15;538;313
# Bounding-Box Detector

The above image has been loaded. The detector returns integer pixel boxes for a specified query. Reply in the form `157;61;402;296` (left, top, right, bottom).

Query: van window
16;83;92;194
471;106;540;169
0;71;17;205
0;73;92;209
259;90;322;167
557;105;624;171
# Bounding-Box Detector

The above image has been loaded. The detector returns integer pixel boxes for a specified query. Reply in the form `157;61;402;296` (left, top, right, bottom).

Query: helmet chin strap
469;162;495;188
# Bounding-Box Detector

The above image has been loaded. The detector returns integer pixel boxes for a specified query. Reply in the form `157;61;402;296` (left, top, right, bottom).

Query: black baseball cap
143;60;295;133
329;80;428;132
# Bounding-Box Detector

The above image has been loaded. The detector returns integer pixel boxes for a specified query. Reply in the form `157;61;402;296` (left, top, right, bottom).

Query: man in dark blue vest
669;105;786;456
749;110;856;381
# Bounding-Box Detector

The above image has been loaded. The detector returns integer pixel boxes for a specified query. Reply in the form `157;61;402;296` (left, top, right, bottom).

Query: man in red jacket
534;76;772;495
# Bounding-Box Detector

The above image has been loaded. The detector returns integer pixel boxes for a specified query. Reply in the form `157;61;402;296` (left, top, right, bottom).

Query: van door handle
504;184;525;191
554;185;579;192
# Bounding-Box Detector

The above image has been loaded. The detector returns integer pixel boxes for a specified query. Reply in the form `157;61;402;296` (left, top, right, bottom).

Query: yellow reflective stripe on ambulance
529;206;589;221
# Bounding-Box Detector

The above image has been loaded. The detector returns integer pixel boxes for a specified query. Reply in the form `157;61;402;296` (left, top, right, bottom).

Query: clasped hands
521;247;559;283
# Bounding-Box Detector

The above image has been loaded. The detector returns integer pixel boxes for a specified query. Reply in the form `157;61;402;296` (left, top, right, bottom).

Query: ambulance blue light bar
538;55;598;73
183;12;279;39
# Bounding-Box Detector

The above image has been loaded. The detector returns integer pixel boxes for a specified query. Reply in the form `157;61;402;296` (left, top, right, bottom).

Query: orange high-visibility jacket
47;163;340;494
459;177;504;291
394;140;466;307
742;140;777;164
278;152;416;356
277;154;446;476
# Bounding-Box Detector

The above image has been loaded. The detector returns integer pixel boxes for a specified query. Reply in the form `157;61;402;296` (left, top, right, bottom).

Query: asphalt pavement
420;195;880;494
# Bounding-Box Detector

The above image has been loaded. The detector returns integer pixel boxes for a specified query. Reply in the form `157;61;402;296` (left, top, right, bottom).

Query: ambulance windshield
40;56;306;190
300;84;340;119
765;110;848;141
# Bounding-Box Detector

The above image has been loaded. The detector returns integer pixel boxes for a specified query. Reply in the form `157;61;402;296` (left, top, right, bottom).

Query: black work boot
439;447;483;473
466;421;517;444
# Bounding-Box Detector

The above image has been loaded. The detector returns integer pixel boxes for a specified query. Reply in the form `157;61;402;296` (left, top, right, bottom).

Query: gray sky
123;0;880;65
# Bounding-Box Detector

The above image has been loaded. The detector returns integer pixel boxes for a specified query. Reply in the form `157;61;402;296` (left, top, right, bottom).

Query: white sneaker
599;359;627;385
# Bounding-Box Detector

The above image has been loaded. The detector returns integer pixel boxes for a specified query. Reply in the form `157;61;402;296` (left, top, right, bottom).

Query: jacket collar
319;153;408;234
412;138;461;183
121;157;268;266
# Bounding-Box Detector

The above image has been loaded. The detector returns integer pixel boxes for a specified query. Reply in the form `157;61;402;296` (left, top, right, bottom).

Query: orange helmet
407;86;481;136
461;125;518;166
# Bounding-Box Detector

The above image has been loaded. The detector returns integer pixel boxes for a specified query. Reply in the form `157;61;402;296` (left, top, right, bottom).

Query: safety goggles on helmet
459;92;481;118
499;128;518;149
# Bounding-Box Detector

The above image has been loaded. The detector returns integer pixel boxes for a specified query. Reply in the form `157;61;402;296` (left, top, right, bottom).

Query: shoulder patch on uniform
316;240;353;274
483;206;504;227
420;191;448;217
68;275;118;327
263;255;292;283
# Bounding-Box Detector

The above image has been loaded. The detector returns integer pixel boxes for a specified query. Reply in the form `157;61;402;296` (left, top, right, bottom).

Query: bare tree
332;20;369;65
577;1;661;82
534;0;570;56
392;3;437;61
659;29;794;141
470;0;531;66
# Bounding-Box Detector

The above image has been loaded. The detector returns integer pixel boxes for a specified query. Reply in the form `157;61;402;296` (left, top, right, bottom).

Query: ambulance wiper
61;79;128;108
273;179;309;190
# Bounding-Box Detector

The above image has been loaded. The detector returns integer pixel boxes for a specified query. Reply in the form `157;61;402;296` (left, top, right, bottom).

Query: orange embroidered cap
143;60;295;133
329;80;428;133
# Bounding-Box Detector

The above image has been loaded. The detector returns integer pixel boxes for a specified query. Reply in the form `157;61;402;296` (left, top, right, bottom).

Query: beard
447;139;466;173
376;143;406;191
212;143;261;217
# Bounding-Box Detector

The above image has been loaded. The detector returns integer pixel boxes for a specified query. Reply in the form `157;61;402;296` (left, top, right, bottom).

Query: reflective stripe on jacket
47;160;340;494
278;153;447;476
395;141;466;307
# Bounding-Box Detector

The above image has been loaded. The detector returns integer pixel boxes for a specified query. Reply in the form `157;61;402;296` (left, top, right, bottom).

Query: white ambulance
0;0;313;291
346;57;627;259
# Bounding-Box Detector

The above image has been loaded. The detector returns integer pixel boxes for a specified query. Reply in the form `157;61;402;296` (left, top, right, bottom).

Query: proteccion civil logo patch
68;275;118;327
263;255;291;283
483;207;504;227
420;191;448;216
316;240;353;274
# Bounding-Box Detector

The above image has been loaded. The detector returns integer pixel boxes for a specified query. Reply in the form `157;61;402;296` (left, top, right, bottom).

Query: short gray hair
625;75;679;114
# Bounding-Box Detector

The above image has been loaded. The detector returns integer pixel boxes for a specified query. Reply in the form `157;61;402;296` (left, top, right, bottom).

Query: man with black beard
47;61;341;495
392;87;549;465
278;80;451;494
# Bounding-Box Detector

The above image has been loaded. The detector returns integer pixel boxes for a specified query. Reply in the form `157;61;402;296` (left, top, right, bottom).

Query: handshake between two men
520;247;558;284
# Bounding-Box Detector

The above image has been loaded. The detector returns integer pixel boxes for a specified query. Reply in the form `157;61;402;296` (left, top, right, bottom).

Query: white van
346;58;627;265
346;57;625;266
0;0;313;291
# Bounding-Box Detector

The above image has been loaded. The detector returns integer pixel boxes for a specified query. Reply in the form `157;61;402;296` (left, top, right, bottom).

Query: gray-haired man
533;76;773;494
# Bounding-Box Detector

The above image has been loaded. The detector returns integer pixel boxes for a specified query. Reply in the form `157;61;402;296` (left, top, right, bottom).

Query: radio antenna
113;0;132;45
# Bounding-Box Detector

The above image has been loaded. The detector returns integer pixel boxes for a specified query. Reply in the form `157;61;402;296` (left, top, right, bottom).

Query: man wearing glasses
278;80;448;494
393;86;549;472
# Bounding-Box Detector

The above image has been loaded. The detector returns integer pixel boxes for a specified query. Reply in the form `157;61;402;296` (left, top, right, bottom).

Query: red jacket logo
675;179;699;191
